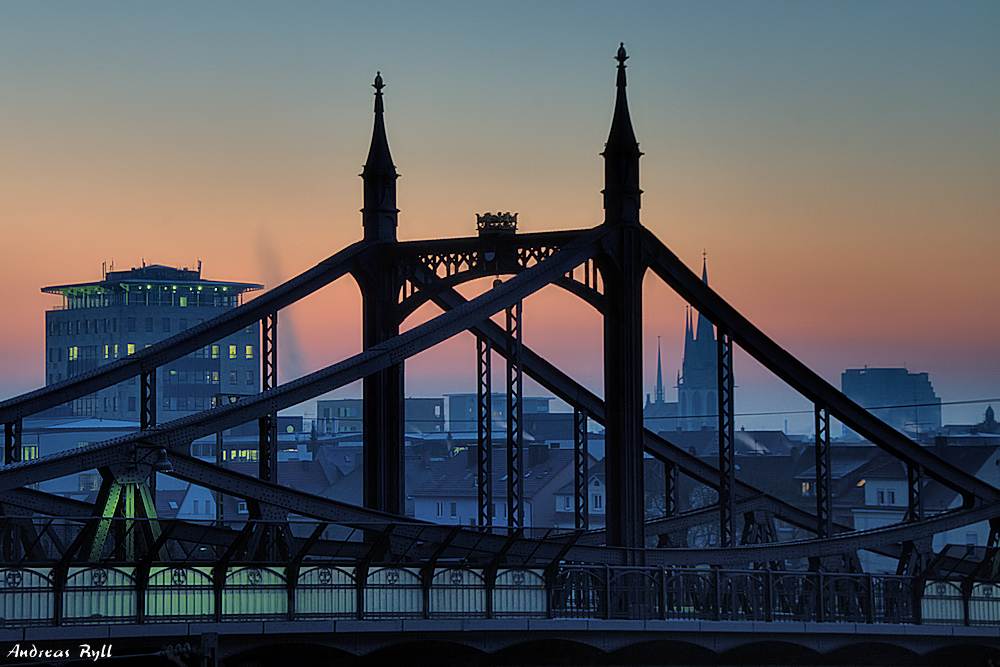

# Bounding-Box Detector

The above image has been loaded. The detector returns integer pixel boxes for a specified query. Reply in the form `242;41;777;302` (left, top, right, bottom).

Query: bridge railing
2;561;995;627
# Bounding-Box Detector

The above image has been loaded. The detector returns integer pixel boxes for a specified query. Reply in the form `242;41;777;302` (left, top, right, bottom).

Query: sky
1;1;998;433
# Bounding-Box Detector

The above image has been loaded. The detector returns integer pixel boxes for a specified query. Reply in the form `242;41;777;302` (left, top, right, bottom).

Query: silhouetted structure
842;367;942;435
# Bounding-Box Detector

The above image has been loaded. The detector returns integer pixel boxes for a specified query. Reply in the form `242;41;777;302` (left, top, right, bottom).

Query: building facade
43;263;262;421
841;367;942;435
677;258;719;431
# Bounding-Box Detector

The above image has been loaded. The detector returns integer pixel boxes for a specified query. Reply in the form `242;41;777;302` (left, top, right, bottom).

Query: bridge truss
1;46;999;631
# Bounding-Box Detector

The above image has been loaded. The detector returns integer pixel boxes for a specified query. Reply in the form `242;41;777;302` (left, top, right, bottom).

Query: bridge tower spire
598;43;647;560
358;72;404;515
362;71;399;242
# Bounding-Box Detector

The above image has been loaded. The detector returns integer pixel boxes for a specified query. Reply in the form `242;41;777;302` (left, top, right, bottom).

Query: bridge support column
258;311;278;486
908;463;925;522
477;336;493;529
574;409;589;530
717;329;735;547
815;405;832;538
664;461;677;518
599;231;646;559
506;300;524;529
4;419;21;464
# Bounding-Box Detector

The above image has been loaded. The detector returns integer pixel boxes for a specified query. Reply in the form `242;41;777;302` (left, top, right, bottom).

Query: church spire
362;71;399;242
695;253;715;343
655;336;665;404
602;43;642;226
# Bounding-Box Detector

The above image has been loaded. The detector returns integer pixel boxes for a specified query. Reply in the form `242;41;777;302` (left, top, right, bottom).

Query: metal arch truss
0;220;998;571
396;234;605;320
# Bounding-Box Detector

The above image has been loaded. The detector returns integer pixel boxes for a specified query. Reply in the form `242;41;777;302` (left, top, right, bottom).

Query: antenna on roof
197;259;202;276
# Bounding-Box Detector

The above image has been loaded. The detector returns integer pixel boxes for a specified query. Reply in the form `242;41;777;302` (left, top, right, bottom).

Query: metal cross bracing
1;47;999;596
476;335;493;530
717;329;736;548
505;299;524;529
814;405;833;539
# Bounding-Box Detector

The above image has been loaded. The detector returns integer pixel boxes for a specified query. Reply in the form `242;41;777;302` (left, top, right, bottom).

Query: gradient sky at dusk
2;2;998;432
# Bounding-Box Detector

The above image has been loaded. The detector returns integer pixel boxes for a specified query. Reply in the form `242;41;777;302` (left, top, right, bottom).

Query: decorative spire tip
373;71;384;94
616;42;628;67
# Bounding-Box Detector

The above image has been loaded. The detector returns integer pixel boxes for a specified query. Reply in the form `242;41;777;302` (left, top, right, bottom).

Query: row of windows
50;342;255;365
164;370;255;386
561;495;603;510
52;318;256;336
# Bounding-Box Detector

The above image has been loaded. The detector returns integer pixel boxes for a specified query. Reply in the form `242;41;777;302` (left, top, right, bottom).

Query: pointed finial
616;42;628;68
373;71;384;93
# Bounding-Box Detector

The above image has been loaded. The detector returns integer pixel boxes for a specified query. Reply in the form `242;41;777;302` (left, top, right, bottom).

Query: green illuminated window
245;345;253;359
179;296;187;307
211;345;219;359
229;345;237;360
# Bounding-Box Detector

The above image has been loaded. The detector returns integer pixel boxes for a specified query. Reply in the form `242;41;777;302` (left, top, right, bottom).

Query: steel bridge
1;46;999;666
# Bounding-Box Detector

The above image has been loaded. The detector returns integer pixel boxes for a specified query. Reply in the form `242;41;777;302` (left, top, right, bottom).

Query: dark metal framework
717;329;735;548
574;409;589;530
506;300;524;529
0;47;997;593
476;336;492;529
815;405;833;539
4;419;21;465
258;312;278;485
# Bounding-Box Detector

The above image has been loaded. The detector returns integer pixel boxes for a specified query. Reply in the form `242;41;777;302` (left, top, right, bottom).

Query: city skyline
2;2;998;432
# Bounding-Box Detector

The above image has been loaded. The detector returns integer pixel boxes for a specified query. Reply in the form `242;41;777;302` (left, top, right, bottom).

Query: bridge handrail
1;561;987;627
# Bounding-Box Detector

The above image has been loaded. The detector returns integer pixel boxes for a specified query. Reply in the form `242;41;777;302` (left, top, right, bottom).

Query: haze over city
2;1;997;432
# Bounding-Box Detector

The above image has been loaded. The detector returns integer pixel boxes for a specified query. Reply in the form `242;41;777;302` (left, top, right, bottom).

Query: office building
43;263;262;421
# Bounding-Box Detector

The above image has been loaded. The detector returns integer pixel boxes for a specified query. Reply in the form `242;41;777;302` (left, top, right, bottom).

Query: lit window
127;343;136;355
179;296;187;307
114;344;119;358
245;345;254;360
211;345;219;359
103;345;109;359
68;346;79;361
21;445;39;461
78;473;100;492
801;482;811;496
229;345;237;360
